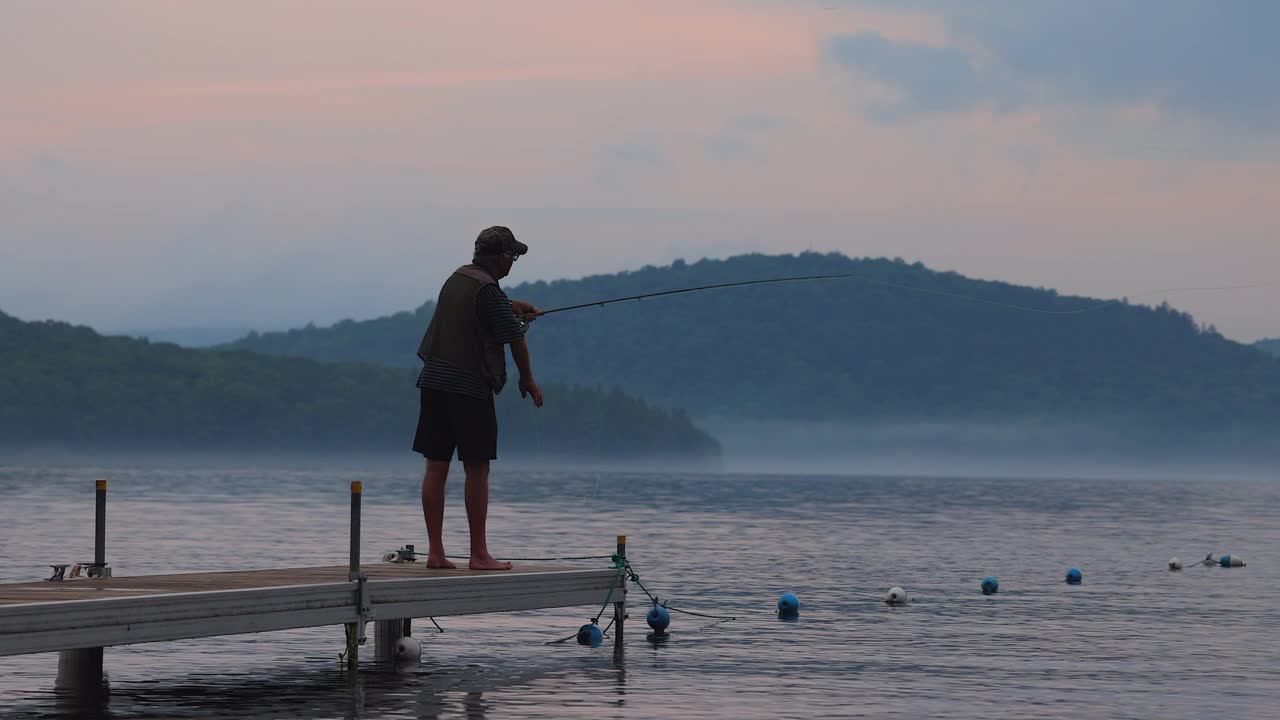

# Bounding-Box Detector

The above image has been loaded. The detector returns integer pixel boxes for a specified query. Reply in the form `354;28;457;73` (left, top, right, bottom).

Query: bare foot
426;553;457;569
469;553;513;571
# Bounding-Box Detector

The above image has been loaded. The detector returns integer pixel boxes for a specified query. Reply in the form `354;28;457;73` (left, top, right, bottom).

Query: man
413;226;543;570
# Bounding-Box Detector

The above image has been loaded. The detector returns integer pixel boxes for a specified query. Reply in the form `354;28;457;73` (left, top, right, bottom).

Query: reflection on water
2;462;1279;719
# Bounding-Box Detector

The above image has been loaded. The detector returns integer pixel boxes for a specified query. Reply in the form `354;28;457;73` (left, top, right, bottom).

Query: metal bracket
382;546;418;563
352;572;373;644
48;563;110;581
82;563;112;579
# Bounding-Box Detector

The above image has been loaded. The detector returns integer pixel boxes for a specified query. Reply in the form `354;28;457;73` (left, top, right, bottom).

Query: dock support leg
613;535;627;656
345;481;367;668
374;619;412;661
56;480;110;694
56;647;105;694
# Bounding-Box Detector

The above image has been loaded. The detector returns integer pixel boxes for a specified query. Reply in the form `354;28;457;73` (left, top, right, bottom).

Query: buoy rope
587;558;627;625
545;630;580;645
547;559;743;644
624;561;739;621
544;616;617;646
543;561;625;645
340;622;358;662
662;604;740;621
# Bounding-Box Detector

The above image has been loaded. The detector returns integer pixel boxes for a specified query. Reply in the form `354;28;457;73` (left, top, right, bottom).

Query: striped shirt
416;283;526;400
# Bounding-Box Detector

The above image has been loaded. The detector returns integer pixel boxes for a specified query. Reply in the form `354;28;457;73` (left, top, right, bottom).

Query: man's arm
510;338;543;407
510;299;540;322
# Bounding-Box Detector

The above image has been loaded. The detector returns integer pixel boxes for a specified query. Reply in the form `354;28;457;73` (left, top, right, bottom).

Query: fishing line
533;274;1273;318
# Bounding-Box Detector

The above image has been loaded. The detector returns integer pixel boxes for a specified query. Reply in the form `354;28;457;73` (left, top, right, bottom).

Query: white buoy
884;586;909;605
394;637;422;662
1219;554;1246;568
1168;557;1182;571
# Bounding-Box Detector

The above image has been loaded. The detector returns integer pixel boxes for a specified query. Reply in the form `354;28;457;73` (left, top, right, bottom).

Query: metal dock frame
0;480;622;693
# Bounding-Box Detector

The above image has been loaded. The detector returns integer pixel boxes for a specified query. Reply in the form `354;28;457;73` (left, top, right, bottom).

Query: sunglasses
504;252;520;262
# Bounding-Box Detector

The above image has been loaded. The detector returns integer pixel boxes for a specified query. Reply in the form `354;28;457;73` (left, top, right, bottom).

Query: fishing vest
416;264;508;394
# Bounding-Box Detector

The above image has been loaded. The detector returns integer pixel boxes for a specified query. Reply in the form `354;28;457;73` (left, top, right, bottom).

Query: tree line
0;310;720;460
224;252;1280;450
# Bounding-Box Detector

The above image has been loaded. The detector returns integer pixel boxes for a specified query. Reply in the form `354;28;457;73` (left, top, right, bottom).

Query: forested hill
226;252;1280;442
0;310;720;461
1257;338;1280;357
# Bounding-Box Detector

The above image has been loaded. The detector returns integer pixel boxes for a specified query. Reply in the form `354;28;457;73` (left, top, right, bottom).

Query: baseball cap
474;226;529;257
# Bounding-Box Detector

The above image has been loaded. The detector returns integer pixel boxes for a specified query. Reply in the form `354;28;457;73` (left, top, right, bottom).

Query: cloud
593;140;671;187
704;134;761;164
830;0;1280;129
725;114;789;133
828;32;1017;118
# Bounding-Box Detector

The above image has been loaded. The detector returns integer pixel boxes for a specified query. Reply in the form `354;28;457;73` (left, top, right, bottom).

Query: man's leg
422;459;456;569
462;459;512;570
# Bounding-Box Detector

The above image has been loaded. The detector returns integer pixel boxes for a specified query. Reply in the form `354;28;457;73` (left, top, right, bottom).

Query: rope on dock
383;546;617;564
446;554;617;562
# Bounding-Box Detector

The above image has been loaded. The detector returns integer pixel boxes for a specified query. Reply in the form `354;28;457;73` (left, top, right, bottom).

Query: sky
2;0;1277;341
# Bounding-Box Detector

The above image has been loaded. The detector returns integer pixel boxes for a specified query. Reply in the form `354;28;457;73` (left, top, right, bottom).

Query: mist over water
704;418;1280;480
2;457;1278;719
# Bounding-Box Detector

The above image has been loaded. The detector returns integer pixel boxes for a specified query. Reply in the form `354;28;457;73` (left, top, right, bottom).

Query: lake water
1;460;1277;719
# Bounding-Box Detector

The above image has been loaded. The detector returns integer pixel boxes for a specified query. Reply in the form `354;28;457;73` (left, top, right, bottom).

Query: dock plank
0;563;587;606
0;562;620;656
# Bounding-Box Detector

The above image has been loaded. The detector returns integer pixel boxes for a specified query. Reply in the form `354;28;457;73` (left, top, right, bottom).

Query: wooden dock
0;480;628;693
0;562;619;657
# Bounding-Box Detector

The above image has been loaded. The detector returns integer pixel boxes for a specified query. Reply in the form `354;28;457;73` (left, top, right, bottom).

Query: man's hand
519;376;543;407
511;299;540;323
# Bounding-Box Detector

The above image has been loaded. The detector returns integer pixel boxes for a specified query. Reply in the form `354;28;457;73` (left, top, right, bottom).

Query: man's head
472;226;528;280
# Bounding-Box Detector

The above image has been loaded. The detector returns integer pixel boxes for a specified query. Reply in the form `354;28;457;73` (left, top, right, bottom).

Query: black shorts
412;387;498;462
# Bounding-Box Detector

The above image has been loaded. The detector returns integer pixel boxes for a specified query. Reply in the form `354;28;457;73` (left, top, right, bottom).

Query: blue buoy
981;576;999;594
1065;567;1083;584
646;604;671;634
777;592;800;617
576;622;603;646
1219;554;1245;567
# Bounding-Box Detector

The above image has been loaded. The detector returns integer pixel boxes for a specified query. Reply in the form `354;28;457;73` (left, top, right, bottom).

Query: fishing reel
381;545;419;563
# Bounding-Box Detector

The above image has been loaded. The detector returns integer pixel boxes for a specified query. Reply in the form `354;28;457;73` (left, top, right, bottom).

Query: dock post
94;479;106;572
374;619;406;661
344;481;368;667
55;647;105;694
349;481;362;581
57;480;108;694
613;535;627;654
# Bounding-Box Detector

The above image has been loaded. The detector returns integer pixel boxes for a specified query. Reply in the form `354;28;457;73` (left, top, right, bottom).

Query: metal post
58;480;108;694
349;481;362;581
94;479;106;570
613;535;627;654
345;481;366;667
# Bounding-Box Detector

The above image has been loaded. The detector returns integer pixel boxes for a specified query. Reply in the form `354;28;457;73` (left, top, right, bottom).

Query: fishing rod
530;273;1274;318
535;274;853;316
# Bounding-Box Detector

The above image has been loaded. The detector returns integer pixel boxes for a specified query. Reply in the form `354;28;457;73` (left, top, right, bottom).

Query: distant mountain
0;310;720;461
1256;338;1280;357
224;253;1280;451
122;326;267;348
